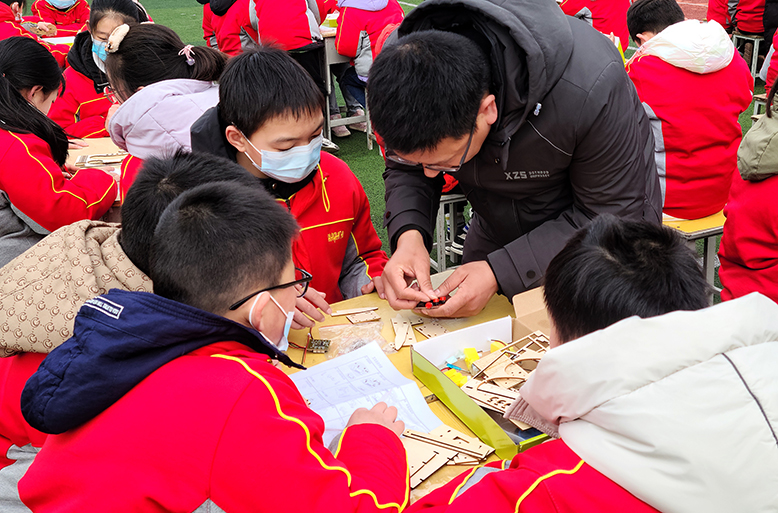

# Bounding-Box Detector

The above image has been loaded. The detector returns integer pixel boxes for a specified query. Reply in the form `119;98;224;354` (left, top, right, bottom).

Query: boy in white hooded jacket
410;214;778;512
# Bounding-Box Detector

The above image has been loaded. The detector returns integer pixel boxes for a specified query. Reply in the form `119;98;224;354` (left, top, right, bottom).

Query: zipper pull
534;103;542;116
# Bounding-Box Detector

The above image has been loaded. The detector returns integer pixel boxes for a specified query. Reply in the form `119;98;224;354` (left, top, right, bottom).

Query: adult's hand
382;230;436;310
292;287;331;330
416;260;498;318
346;402;405;438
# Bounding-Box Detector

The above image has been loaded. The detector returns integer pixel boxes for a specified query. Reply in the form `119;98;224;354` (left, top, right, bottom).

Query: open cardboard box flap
512;287;550;340
410;287;551;458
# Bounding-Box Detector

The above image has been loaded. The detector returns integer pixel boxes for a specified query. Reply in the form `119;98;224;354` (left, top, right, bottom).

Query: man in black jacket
368;0;662;318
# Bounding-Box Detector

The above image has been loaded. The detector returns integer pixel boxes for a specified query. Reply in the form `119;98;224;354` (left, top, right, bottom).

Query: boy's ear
223;290;272;330
225;125;248;153
479;94;498;127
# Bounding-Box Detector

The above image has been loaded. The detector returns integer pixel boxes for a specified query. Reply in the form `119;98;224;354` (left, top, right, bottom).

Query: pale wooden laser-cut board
330;306;378;317
461;378;520;415
415;320;449;339
403;426;495;486
391;315;415;350
403;313;425;326
346;310;381;323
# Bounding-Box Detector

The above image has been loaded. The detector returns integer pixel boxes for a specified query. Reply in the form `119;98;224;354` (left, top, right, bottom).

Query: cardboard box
410;288;550;459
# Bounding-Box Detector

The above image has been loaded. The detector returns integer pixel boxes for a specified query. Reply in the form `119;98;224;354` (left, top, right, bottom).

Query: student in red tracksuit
192;48;388;312
0;37;116;267
200;0;217;47
334;0;404;109
0;0;68;66
47;0;148;138
210;0;258;56
559;0;630;53
252;0;327;95
719;81;778;303
19;180;408;513
735;0;766;34
31;0;89;37
626;0;753;220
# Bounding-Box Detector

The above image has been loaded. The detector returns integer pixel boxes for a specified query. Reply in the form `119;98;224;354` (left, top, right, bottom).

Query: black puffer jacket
382;0;661;299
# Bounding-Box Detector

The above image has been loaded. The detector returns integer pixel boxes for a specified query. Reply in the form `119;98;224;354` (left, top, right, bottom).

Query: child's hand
105;104;120;130
360;275;385;299
292;287;331;329
36;22;56;36
68;139;88;150
347;402;405;437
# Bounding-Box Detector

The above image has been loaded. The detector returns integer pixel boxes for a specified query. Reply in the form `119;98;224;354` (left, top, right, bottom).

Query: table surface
66;137;123;167
283;277;518;500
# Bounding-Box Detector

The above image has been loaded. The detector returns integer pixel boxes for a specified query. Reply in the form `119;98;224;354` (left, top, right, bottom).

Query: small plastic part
415;295;450;309
490;340;506;353
463;347;480;369
444;369;468;387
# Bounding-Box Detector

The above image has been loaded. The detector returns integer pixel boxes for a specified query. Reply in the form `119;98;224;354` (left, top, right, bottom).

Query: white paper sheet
290;342;443;446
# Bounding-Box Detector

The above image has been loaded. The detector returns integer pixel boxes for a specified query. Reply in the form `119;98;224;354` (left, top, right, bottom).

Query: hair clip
178;45;196;66
106;24;130;53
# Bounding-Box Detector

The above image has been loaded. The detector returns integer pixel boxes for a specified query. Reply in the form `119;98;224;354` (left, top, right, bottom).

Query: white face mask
91;37;107;73
248;291;293;352
241;131;322;183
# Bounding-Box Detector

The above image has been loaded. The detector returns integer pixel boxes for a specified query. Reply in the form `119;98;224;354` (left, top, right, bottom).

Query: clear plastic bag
317;321;389;359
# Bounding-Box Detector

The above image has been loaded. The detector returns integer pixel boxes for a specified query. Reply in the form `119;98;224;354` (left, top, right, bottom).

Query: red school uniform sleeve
208;356;409;512
48;70;110;139
335;7;362;58
0;353;48;469
0;132;116;231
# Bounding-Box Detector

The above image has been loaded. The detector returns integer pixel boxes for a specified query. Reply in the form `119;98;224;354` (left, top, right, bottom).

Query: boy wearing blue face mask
31;0;89;37
19;180;409;512
191;47;389;308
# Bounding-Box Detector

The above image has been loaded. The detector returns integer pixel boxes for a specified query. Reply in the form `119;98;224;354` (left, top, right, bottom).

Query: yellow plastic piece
463;347;479;369
444;369;468;387
490;340;506;353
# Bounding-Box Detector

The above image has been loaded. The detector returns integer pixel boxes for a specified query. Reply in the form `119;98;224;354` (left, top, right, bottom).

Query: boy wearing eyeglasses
19;181;409;512
191;47;388;318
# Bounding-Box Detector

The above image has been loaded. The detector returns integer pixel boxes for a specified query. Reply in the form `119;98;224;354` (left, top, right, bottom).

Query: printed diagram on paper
290;343;443;446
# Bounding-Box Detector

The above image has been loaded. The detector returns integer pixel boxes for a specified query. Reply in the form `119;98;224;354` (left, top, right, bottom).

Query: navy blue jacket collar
21;289;304;434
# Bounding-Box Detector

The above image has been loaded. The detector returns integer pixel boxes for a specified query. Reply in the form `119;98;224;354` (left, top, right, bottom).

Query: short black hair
119;151;262;276
149;181;299;315
544;214;711;343
627;0;684;44
218;47;325;136
367;30;490;154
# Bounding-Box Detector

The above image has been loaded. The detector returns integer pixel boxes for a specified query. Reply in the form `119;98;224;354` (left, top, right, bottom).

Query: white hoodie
517;293;778;513
635;19;735;74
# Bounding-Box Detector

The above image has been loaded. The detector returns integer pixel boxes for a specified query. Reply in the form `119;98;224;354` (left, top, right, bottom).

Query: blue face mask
91;38;108;73
242;132;322;183
48;0;77;9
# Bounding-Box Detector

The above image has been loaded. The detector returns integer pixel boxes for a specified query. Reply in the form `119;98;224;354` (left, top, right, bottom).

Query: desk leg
703;235;716;287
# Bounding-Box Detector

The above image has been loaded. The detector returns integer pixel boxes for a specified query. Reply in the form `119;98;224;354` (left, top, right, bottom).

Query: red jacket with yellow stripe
31;0;89;36
0;3;68;67
0;130;117;231
48;66;111;139
626;21;753;219
19;289;409;512
282;152;387;303
407;439;660;513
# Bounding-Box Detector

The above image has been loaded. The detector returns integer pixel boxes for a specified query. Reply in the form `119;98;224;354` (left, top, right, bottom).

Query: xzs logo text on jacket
504;170;551;180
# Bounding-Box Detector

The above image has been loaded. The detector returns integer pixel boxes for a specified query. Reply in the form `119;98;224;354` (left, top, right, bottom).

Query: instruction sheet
290;342;443;446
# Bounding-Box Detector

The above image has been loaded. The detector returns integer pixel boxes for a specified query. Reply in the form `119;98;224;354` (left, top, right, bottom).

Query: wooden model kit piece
471;331;550;388
403;426;495;487
403;437;458;488
391;315;416;350
74;151;129;168
346;310;381;324
415;319;449;339
403;313;425;326
461;378;520;414
330;306;379;317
